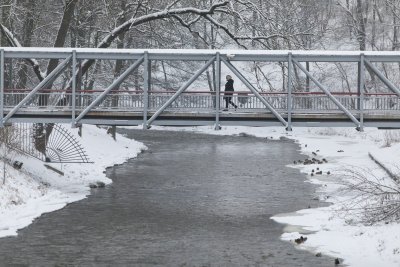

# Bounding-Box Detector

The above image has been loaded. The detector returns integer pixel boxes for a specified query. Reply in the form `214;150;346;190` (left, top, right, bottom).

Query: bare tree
339;167;400;225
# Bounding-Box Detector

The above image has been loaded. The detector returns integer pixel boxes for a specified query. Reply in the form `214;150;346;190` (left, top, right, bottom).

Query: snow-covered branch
202;14;248;49
66;1;231;90
96;1;230;49
0;23;45;81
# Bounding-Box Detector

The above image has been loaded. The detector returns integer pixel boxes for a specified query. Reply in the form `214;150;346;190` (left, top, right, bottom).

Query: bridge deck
5;108;400;128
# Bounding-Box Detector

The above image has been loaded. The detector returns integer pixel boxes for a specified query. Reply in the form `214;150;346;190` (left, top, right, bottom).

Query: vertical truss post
143;51;149;129
72;50;77;127
215;52;220;130
359;53;365;131
287;53;293;131
0;49;4;127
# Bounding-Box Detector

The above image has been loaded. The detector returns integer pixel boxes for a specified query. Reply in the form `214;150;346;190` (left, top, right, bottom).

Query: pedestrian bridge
1;48;400;130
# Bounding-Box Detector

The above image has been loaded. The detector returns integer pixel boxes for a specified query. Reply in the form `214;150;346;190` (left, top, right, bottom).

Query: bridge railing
3;89;400;112
364;94;400;111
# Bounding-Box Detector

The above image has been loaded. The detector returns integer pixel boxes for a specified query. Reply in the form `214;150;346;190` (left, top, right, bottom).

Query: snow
1;123;400;267
0;124;146;238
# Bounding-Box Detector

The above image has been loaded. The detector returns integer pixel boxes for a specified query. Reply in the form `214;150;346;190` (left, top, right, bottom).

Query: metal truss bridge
1;48;400;131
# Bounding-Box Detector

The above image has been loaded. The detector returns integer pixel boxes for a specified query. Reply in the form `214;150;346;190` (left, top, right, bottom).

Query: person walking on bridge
223;75;238;111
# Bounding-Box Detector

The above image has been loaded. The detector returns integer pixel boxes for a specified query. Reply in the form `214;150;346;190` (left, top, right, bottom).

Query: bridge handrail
3;88;400;96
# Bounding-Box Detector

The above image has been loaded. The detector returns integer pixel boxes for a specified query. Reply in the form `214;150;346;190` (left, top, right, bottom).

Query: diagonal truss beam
221;57;288;127
146;56;216;127
364;58;400;97
292;58;360;128
74;56;144;124
3;55;72;124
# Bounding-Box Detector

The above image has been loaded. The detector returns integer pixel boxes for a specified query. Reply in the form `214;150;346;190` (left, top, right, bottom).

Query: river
0;129;331;266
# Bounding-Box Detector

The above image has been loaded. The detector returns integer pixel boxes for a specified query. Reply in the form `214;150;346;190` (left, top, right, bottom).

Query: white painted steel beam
287;53;293;131
72;50;77;127
143;52;150;129
215;52;221;130
4;48;400;62
359;54;365;131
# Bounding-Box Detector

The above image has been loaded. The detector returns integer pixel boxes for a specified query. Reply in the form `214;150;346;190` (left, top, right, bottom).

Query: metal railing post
0;49;4;128
287;52;293;131
215;52;220;130
359;53;365;131
143;51;149;129
72;50;77;127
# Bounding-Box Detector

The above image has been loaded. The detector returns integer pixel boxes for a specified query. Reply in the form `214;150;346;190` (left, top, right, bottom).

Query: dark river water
0;129;332;266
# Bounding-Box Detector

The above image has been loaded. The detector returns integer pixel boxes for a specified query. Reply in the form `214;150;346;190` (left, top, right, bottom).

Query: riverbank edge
0;125;146;238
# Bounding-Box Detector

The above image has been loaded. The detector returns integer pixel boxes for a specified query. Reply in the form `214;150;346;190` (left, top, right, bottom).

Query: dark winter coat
224;79;234;95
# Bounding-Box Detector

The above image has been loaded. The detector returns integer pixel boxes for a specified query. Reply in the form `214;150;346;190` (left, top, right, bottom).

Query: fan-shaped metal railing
5;123;90;163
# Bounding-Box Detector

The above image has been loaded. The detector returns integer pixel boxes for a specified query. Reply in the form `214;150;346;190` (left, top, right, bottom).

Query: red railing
3;88;399;96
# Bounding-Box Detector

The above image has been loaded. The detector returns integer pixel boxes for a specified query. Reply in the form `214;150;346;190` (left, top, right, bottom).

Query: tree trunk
17;0;37;90
356;0;366;50
392;10;398;51
42;0;78;106
35;0;78;154
112;0;127;107
0;0;11;47
1;1;12;89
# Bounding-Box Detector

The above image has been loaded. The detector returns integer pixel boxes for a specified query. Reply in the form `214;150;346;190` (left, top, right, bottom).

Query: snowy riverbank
0;125;146;238
134;125;400;267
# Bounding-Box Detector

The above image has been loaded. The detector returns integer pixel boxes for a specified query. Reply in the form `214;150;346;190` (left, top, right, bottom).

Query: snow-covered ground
1;123;399;267
0;124;146;237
